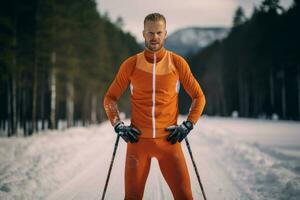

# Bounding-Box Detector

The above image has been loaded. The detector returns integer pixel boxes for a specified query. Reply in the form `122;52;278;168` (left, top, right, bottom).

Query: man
103;13;205;200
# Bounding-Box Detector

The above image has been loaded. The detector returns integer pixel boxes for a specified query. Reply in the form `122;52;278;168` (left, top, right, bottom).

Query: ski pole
101;135;120;200
185;137;207;200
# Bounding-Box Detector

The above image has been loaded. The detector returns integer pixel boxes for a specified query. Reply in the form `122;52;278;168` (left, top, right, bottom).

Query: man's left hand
165;120;194;144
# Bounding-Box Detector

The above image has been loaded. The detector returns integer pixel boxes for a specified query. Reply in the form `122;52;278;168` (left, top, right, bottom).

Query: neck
145;46;162;53
144;47;166;63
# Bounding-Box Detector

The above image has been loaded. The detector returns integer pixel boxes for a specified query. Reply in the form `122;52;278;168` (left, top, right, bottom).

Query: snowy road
1;117;300;200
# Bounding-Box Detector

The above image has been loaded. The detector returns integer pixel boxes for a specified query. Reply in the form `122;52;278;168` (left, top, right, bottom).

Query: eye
146;32;154;37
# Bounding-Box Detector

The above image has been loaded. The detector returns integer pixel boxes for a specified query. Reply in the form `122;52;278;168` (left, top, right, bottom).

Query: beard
145;40;164;52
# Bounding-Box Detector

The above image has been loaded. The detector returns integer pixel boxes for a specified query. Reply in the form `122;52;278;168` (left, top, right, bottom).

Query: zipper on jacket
152;53;156;138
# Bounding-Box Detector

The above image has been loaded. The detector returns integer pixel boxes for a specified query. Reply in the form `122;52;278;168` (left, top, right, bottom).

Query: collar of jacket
144;47;166;63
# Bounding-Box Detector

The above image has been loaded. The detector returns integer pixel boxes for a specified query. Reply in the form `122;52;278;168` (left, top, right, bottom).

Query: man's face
143;20;167;52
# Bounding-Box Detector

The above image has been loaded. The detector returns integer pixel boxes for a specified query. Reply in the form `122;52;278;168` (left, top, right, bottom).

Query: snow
164;27;230;56
0;116;300;200
168;27;229;48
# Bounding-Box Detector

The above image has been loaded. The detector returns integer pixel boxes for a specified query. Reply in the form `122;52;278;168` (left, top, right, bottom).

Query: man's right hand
114;122;141;143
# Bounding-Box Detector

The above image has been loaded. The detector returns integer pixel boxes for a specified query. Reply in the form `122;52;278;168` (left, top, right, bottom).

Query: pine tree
233;6;247;27
0;0;142;136
293;0;300;7
261;0;284;13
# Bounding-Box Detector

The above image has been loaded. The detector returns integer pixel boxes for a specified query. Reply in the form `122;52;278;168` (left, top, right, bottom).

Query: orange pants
124;137;193;200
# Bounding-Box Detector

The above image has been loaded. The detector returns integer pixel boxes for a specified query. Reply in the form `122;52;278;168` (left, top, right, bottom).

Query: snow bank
197;117;300;200
0;122;113;200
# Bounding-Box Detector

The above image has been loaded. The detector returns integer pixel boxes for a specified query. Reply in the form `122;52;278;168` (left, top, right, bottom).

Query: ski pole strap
185;138;208;200
101;135;120;200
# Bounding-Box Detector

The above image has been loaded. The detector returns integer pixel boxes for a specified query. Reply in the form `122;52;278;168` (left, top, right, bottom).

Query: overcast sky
97;0;294;42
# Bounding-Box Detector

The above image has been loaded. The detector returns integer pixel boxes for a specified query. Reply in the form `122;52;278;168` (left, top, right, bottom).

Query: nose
151;33;159;40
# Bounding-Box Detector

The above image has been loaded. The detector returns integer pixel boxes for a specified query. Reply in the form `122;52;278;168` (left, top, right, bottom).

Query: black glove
114;122;141;143
165;120;193;144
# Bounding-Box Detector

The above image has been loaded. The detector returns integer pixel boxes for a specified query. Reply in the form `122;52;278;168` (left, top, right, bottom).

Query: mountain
164;27;229;56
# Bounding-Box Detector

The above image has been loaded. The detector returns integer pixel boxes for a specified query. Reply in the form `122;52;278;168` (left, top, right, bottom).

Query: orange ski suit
103;47;205;200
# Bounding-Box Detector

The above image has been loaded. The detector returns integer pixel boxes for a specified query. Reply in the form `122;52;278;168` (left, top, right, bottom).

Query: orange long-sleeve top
103;47;206;138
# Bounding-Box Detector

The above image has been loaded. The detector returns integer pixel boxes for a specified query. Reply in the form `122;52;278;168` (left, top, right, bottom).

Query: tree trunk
40;67;45;130
7;80;12;137
91;93;97;124
17;80;22;136
269;67;275;111
297;65;300;120
83;92;90;126
22;87;28;137
245;81;249;117
32;2;40;134
66;80;74;128
50;66;56;129
0;120;3;133
32;59;38;133
281;68;286;118
219;80;227;116
10;8;17;137
98;93;105;122
12;76;17;136
238;71;244;116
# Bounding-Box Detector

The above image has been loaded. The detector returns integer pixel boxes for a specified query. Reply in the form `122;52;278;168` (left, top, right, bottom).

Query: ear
142;30;146;39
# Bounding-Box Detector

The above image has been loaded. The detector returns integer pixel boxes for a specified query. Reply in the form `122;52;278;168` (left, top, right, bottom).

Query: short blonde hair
144;13;166;26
